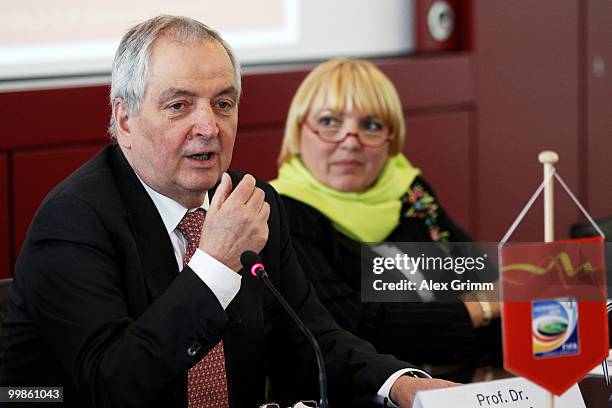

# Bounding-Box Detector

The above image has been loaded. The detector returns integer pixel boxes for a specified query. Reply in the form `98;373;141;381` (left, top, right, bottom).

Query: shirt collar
137;176;209;235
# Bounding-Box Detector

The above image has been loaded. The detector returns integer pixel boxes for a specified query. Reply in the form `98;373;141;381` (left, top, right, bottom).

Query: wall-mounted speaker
414;0;459;52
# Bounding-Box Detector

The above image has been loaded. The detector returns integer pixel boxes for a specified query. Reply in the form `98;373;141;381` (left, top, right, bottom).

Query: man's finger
258;201;271;223
225;174;256;206
245;187;265;212
209;172;232;215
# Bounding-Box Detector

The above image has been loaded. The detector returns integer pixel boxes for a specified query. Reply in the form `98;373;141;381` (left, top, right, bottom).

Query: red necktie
176;209;229;408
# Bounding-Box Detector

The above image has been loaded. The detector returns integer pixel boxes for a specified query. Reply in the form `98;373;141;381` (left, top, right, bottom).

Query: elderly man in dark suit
0;15;453;408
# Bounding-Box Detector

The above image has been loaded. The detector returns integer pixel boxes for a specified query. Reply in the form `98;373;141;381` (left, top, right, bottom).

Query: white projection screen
0;0;414;82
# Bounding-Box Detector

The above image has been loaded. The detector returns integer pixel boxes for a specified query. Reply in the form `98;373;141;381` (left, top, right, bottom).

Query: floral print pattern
402;182;450;243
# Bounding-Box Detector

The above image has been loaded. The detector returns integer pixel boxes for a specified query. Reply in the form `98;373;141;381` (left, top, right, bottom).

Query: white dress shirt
140;180;240;309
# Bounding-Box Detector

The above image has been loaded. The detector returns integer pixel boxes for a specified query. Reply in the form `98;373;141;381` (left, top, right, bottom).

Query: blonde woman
271;59;500;365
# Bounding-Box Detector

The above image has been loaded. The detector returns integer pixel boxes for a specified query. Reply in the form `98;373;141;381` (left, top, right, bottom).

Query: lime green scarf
270;154;420;242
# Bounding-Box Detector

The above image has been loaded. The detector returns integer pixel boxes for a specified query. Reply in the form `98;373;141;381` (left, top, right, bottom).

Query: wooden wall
474;1;581;241
474;0;612;241
0;154;9;277
585;0;612;219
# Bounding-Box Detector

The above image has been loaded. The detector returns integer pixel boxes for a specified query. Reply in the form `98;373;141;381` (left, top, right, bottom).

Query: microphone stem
260;272;329;408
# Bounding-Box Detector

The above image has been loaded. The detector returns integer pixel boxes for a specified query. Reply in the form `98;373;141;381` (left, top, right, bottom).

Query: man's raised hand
199;173;270;272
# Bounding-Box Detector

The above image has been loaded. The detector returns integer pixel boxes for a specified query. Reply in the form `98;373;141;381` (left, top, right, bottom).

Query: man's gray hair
108;15;242;139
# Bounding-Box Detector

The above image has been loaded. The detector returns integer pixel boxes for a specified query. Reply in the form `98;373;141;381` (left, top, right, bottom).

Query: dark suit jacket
0;145;409;407
281;177;502;367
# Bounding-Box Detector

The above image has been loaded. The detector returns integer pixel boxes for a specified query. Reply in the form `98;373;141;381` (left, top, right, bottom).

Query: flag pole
538;150;559;408
538;151;558;243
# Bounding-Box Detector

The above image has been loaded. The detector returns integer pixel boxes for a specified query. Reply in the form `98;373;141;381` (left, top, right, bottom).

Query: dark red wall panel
405;110;472;233
0;154;10;278
459;0;474;51
585;0;612;218
239;70;308;128
381;54;473;111
232;127;284;181
474;0;581;241
12;145;105;258
1;86;111;150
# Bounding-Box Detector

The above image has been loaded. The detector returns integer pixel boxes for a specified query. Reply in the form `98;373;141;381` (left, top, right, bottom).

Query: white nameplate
413;377;585;408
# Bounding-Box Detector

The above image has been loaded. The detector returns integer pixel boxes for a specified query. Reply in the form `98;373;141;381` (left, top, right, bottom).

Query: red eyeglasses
303;120;393;148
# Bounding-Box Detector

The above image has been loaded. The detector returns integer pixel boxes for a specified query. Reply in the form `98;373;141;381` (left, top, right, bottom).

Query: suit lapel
109;158;267;403
109;146;179;301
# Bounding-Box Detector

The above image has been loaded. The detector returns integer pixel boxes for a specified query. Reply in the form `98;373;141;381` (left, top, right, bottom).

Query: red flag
501;237;608;395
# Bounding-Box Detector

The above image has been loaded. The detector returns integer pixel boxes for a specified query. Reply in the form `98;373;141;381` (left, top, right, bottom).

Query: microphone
240;251;329;408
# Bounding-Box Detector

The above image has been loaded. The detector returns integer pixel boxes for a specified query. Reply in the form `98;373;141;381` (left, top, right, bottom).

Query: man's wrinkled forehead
144;35;237;97
147;32;228;71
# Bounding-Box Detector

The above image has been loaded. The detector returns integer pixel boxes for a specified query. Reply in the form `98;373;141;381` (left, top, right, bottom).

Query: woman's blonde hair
278;58;405;165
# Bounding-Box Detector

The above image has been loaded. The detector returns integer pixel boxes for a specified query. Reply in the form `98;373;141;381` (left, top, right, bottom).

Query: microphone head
240;251;265;278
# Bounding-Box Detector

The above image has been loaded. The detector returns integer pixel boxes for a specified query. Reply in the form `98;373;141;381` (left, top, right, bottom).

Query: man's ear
113;98;133;150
